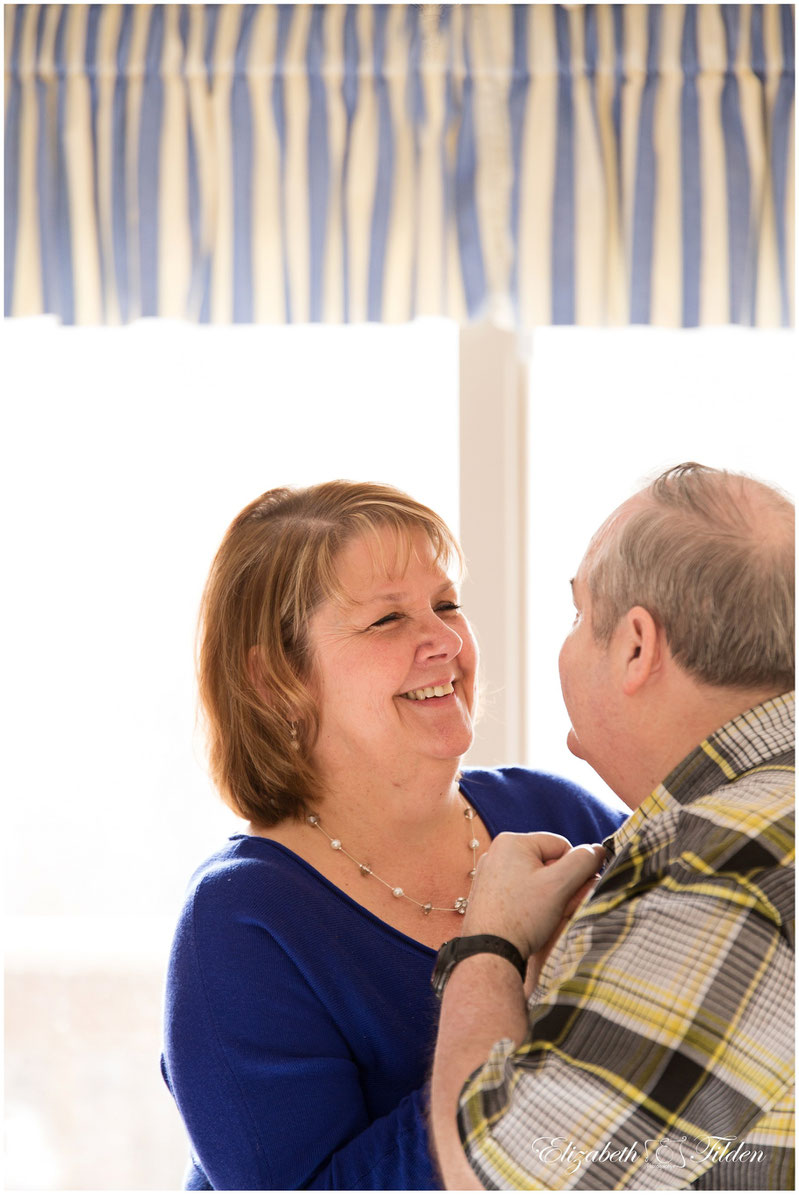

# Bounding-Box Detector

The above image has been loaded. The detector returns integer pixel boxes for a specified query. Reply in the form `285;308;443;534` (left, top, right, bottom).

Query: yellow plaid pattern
458;694;795;1190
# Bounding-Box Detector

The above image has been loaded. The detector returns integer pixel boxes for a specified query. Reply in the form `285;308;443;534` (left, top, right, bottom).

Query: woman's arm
163;866;439;1190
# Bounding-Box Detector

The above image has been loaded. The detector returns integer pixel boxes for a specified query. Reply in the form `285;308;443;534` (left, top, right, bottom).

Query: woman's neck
248;758;488;950
309;757;465;855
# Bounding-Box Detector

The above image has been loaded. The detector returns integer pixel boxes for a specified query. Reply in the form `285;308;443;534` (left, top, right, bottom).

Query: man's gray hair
587;463;795;692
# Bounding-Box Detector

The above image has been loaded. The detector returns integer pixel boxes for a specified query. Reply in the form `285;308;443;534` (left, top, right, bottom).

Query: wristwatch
431;934;526;999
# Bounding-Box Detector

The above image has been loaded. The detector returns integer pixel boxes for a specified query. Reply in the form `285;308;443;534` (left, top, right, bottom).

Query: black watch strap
431;934;526;999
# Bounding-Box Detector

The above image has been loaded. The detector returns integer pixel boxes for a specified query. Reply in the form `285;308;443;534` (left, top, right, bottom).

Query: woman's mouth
399;681;455;701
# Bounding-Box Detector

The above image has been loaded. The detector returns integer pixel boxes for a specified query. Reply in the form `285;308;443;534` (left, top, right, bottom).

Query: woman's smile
399;679;456;701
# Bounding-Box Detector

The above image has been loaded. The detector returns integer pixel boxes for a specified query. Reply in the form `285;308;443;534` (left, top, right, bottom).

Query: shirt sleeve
162;871;438;1191
456;808;794;1190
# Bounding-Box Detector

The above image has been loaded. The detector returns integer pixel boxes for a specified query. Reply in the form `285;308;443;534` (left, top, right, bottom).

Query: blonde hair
197;481;463;825
587;463;795;691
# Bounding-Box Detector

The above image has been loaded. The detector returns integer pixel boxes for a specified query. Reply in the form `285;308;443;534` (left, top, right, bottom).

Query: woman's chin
405;720;473;765
566;727;585;760
439;723;475;762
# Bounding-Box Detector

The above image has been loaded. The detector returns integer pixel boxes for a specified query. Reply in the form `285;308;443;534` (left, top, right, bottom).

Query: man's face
558;563;617;774
558;497;645;794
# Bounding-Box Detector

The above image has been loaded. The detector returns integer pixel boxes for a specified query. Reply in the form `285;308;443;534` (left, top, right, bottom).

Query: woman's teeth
401;682;455;701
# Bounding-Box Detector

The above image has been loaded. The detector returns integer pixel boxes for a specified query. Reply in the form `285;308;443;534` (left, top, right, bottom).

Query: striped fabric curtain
4;4;795;327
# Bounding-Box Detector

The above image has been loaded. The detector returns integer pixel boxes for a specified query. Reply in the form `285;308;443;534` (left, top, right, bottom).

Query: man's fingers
529;832;575;863
563;874;602;918
550;843;606;898
484;831;573;870
463;836;607;961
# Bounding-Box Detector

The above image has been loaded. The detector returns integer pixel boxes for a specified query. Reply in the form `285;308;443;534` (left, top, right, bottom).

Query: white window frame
459;323;529;767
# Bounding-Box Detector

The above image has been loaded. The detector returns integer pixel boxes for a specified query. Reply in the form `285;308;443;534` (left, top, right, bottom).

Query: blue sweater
162;767;625;1190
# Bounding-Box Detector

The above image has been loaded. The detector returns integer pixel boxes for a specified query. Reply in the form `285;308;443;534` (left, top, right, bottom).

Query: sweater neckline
228;778;495;957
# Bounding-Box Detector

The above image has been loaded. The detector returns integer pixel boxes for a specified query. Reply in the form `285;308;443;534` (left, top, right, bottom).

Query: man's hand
430;834;606;1190
462;833;606;984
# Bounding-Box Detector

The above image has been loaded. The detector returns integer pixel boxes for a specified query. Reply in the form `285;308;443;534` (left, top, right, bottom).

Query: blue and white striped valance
4;4;795;327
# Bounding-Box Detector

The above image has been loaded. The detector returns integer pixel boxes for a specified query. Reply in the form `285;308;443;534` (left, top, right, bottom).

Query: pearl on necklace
306;795;480;915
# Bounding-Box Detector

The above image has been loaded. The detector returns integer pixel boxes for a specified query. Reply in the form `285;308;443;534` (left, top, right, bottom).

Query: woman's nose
415;613;463;661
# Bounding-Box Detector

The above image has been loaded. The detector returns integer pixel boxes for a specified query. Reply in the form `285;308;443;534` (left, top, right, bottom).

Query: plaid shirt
458;693;795;1190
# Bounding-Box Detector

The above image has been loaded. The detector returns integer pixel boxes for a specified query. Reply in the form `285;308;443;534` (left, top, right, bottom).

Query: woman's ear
620;606;663;696
248;645;301;726
247;645;272;705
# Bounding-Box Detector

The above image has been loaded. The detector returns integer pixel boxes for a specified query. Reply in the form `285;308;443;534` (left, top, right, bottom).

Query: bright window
4;315;795;1192
526;326;796;809
3;317;459;922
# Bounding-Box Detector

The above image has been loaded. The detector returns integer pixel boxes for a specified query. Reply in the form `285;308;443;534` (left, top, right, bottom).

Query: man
430;463;794;1190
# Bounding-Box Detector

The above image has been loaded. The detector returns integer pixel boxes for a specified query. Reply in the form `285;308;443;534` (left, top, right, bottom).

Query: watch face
431;935;526;999
431;939;458;999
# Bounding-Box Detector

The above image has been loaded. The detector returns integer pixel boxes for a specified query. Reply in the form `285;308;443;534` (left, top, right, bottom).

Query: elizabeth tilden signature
530;1134;765;1177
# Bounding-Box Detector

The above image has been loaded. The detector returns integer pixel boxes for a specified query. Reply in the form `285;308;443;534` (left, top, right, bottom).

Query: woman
162;481;624;1190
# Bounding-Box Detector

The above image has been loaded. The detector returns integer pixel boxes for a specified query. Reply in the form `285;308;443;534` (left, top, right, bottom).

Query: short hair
586;463;795;692
197;481;463;826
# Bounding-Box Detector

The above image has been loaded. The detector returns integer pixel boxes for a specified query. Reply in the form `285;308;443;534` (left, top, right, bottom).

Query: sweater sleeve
162;866;439;1191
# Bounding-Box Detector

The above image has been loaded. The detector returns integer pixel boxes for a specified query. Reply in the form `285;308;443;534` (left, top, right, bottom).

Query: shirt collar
604;691;795;859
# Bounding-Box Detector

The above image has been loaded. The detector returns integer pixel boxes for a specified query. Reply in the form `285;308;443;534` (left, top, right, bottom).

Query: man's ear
620;606;663;696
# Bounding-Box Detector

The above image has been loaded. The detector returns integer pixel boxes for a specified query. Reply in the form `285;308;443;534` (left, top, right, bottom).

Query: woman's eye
370;612;402;628
436;602;462;614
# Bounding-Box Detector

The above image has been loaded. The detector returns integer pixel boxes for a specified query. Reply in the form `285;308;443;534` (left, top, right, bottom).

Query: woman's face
305;527;478;783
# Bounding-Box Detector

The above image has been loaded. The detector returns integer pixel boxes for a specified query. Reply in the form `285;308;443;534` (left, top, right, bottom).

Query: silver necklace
306;796;480;915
